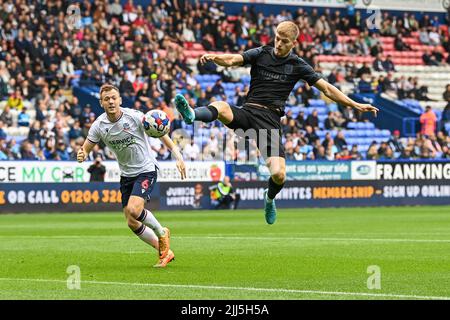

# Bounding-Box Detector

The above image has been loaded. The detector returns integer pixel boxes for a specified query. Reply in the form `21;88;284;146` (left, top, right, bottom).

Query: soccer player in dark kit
175;21;378;224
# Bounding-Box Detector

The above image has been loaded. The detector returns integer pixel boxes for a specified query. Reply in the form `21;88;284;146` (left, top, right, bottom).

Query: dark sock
268;177;285;200
136;209;147;222
194;105;218;123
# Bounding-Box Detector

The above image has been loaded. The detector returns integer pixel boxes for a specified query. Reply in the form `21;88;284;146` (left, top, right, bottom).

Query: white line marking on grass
0;277;448;300
181;236;450;243
1;235;450;243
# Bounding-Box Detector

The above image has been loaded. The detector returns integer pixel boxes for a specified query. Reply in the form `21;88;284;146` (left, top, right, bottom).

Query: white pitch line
180;236;450;243
0;277;448;300
1;235;450;243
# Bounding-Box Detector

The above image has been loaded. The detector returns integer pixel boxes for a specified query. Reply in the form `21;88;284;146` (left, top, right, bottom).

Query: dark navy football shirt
241;46;322;113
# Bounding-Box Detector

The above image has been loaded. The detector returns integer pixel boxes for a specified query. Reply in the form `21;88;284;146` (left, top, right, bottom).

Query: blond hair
276;21;300;41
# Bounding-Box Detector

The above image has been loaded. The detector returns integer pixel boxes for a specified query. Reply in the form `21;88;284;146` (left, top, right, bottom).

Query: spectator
69;121;83;141
56;140;70;160
422;50;440;66
350;145;362;160
419;27;430;45
196;91;210;107
0;105;13;127
183;140;201;161
17;107;31;127
372;53;385;72
211;79;226;99
306;109;319;131
209;176;240;209
296;111;306;130
431;47;446;66
305;125;319;144
87;156;107;182
342;106;357;124
334;130;347;152
356;62;371;78
336;145;353;160
7;90;24;110
428;27;441;46
315;145;327;160
388;130;405;153
324;111;337;130
379;145;395;160
420;106;437;136
394;34;413;51
383;55;396;72
366;143;379;160
20;141;38;160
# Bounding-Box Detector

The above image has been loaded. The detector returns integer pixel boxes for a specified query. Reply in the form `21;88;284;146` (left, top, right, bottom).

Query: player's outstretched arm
77;140;96;163
199;53;244;67
314;79;379;116
159;134;187;180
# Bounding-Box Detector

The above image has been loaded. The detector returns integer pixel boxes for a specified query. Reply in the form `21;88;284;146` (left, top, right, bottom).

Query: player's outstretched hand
177;159;187;180
354;103;379;117
199;54;216;65
77;148;86;163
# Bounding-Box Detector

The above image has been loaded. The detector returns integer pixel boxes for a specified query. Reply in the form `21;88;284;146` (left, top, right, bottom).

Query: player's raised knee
271;170;286;185
124;204;141;220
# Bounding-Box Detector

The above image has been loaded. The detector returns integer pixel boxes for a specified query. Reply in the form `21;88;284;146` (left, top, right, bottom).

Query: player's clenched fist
199;54;216;65
77;148;86;163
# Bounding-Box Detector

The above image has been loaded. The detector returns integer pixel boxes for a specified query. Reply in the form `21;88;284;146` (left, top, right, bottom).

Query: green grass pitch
1;206;450;300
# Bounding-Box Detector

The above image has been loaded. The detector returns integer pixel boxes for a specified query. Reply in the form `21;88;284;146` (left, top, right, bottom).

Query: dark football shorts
120;171;157;208
225;104;285;159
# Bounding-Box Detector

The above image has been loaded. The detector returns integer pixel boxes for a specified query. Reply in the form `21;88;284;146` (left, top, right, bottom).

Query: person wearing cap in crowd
388;129;405;153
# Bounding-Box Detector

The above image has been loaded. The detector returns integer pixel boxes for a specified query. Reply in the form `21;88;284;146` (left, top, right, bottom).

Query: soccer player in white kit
77;84;186;268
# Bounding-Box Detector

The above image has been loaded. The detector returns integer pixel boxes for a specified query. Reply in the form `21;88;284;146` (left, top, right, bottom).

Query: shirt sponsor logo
109;135;135;151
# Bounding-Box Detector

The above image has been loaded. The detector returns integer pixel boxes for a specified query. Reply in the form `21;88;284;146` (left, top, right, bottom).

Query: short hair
99;84;120;98
276;21;300;41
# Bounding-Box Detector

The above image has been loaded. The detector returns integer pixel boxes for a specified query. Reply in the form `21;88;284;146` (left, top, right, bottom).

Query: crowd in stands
0;0;450;163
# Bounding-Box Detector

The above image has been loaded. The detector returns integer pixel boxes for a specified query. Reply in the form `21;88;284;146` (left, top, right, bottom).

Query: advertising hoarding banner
258;161;352;181
0;182;125;212
376;161;450;180
234;179;450;208
232;161;376;181
0;161;225;183
216;0;447;12
1;179;449;213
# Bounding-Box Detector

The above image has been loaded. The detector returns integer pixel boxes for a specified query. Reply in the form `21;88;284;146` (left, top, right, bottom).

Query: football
142;109;171;138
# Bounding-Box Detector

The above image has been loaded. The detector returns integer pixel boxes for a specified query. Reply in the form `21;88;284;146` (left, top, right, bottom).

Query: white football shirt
87;107;158;177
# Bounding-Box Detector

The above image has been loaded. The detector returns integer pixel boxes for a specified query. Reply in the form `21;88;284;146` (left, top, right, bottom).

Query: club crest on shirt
284;64;293;74
123;122;130;131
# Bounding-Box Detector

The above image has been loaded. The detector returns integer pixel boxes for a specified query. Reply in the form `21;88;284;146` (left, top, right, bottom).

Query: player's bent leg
126;196;172;260
263;157;286;224
209;101;234;125
136;206;170;259
267;157;287;185
124;196;159;249
174;94;234;125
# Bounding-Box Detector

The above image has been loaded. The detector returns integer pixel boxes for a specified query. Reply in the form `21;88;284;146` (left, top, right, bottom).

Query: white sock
134;224;159;249
137;209;165;237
